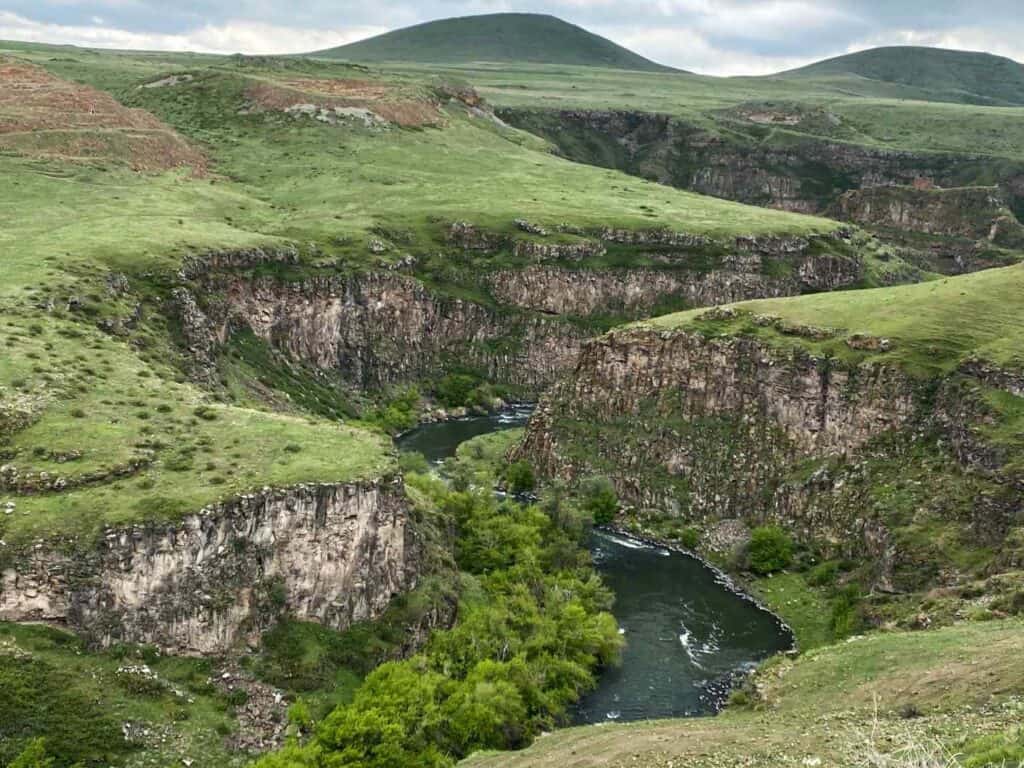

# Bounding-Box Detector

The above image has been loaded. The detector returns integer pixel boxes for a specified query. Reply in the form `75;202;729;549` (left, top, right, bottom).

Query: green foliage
829;584;867;639
434;374;481;409
580;476;618;526
256;477;621;768
504;460;535;494
367;387;421;434
398;451;432;474
963;727;1024;767
677;526;701;550
0;652;132;767
8;739;54;768
806;560;842;587
747;527;794;575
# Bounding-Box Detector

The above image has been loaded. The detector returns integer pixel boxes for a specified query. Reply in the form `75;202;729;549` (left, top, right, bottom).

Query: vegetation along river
397;408;793;725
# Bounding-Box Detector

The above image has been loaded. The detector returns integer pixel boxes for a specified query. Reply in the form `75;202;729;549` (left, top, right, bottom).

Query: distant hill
780;46;1024;105
311;13;674;72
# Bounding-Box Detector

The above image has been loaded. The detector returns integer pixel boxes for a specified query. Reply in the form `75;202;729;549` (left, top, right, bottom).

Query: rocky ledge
0;478;415;654
517;323;1022;588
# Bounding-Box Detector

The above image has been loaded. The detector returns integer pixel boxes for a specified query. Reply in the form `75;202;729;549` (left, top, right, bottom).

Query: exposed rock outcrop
832;185;1024;243
487;267;786;317
215;272;587;390
518;323;1022;586
499;108;1024;234
0;479;414;654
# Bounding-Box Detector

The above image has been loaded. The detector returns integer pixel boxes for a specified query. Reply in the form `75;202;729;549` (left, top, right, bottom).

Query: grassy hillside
463;618;1024;768
0;45;845;554
782;45;1024;106
312;13;673;72
645;261;1024;376
375;60;1024;163
0;623;251;768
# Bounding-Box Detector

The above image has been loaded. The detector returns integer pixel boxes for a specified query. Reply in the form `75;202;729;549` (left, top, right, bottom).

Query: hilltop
311;13;674;72
780;45;1024;106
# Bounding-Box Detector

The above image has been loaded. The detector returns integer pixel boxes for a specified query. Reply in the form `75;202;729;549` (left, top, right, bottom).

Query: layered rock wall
0;480;413;654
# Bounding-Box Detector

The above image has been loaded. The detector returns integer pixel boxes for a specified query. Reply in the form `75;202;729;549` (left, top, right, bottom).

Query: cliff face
178;236;862;394
519;324;1021;586
832;185;1024;243
0;480;414;654
521;329;918;513
486;266;785;317
176;231;864;393
500;108;1024;240
214;272;586;391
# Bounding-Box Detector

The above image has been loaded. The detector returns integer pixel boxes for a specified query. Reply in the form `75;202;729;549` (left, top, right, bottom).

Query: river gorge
398;409;793;725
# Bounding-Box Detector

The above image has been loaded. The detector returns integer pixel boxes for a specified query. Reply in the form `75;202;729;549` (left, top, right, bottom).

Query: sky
1;1;1023;76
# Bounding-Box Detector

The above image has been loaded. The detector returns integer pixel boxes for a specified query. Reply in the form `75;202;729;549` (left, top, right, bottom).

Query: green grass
0;622;247;768
374;58;1024;164
0;304;392;548
0;48;848;547
642;261;1024;377
462;618;1024;768
750;572;834;651
784;46;1024;107
312;13;673;73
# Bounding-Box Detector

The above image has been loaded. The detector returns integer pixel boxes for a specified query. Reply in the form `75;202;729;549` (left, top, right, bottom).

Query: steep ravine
499;108;1024;268
517;323;1022;589
175;230;863;393
0;479;414;654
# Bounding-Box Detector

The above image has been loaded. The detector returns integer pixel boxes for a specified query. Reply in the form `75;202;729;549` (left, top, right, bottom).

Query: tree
504;461;535;494
747;526;794;575
580;476;618;525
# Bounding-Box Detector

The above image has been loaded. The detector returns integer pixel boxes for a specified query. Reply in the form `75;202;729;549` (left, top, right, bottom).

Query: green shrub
829;584;866;639
580;476;618;526
677;526;701;550
254;480;622;768
193;405;218;421
747;526;794;575
398;451;431;474
368;387;420;434
9;739;53;768
435;374;480;408
806;560;841;587
504;460;535;494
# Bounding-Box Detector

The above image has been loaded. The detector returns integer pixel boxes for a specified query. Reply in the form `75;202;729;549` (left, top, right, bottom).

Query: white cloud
595;23;825;75
0;10;385;54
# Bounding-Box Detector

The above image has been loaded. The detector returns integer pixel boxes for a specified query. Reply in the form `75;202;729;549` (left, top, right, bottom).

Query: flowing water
396;408;793;725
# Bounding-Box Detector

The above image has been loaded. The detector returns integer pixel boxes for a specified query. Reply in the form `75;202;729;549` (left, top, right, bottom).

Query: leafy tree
255;469;623;768
580;476;618;525
9;740;53;768
504;460;535;494
398;451;431;474
747;526;794;575
435;374;480;408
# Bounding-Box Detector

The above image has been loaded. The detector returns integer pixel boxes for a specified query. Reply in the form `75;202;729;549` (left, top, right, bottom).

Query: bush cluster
257;474;622;768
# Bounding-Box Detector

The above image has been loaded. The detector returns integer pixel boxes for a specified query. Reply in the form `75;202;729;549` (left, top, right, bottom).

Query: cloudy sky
2;1;1022;76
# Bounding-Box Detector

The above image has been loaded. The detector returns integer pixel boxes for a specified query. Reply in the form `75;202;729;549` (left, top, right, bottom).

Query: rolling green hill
311;13;674;72
781;45;1024;106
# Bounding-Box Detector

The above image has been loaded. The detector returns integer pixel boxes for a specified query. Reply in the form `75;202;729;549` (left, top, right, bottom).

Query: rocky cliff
0;479;414;654
202;271;587;391
175;233;863;394
499;109;1024;258
518;320;1022;588
832;185;1024;244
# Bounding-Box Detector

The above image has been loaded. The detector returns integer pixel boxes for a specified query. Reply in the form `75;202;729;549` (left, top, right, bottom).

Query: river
397;408;793;725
